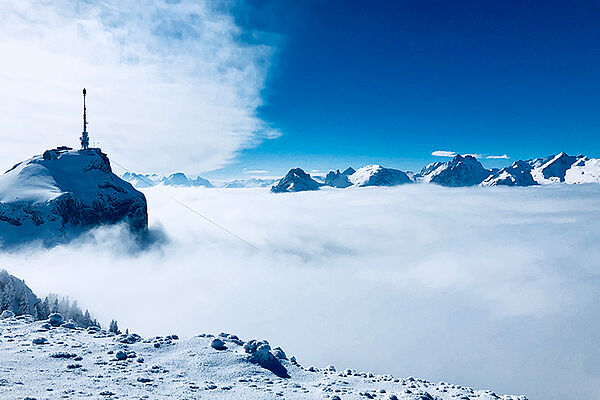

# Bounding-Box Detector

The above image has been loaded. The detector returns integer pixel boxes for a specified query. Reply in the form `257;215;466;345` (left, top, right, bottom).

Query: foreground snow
0;317;526;400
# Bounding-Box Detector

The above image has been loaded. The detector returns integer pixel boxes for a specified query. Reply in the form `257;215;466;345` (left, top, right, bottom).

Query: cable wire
110;159;260;252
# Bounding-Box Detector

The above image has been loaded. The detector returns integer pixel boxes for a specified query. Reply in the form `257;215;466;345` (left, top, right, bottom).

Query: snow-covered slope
481;160;537;187
223;178;278;188
271;168;321;193
565;156;600;184
0;316;527;400
528;152;582;184
0;147;147;246
484;152;600;186
418;155;492;187
0;270;40;316
349;165;412;187
324;167;355;188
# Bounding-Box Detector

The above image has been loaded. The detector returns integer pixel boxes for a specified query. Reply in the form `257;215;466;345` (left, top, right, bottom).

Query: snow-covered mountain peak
418;154;491;186
529;152;582;184
0;147;147;246
349;165;412;187
271;168;321;193
324;167;355;188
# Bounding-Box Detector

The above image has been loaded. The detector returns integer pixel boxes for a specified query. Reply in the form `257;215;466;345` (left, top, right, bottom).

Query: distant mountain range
122;172;278;189
121;152;600;193
271;152;600;192
122;172;213;188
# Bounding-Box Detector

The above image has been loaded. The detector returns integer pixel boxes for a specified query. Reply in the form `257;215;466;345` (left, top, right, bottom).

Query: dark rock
211;338;227;351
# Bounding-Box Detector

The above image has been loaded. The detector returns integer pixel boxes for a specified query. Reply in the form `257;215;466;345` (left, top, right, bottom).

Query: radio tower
80;88;90;150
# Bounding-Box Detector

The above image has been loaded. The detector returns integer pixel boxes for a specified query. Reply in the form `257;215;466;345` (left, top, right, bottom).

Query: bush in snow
211;338;227;350
32;337;48;345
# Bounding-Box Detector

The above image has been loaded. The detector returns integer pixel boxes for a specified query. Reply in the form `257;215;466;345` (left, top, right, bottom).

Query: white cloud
432;150;457;157
2;185;600;400
487;154;510;159
0;0;278;174
244;170;269;174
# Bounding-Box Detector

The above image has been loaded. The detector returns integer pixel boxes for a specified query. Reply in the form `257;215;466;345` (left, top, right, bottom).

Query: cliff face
0;147;147;246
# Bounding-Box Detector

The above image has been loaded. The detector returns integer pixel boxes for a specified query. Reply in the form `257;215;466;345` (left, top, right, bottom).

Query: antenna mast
80;88;89;150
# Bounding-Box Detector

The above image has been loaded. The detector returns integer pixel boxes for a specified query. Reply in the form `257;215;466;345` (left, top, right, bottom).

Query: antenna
80;88;90;150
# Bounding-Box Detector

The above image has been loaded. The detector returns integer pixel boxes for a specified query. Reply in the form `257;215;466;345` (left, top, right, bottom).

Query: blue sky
208;0;600;178
1;0;598;179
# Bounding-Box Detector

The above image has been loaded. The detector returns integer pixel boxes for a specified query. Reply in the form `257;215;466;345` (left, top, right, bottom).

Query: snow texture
0;317;527;400
0;148;147;246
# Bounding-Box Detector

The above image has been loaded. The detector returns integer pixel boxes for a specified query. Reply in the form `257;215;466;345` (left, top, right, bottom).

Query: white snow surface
0;317;526;400
564;157;600;184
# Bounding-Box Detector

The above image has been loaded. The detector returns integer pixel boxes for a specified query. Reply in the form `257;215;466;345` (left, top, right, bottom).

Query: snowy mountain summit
324;167;355;188
0;316;528;400
349;165;412;187
0;147;147;246
271;168;321;193
418;155;491;187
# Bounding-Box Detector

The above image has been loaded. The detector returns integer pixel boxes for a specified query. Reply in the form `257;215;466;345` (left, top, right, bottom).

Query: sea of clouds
2;185;599;400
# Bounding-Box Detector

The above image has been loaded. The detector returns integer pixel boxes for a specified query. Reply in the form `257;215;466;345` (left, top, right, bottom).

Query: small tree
51;298;59;314
109;319;121;334
18;292;30;315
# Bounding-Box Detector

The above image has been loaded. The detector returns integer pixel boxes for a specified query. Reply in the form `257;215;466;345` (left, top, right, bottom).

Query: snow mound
0;148;147;246
0;318;528;400
418;155;492;187
271;168;321;193
349;165;412;187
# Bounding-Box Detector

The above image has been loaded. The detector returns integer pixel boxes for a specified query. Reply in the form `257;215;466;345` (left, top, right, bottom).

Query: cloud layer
0;0;278;174
2;185;599;400
432;150;510;160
